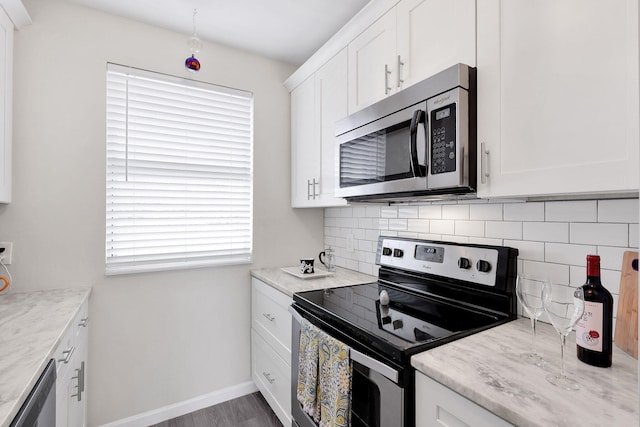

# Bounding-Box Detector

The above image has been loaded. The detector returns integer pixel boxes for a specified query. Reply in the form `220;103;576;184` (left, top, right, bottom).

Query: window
105;64;253;275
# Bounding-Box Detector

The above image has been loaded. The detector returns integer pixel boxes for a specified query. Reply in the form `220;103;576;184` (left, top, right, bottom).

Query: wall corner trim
96;381;259;427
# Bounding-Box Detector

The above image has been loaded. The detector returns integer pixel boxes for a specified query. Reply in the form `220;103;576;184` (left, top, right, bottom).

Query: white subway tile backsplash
469;203;503;220
545;200;597;222
389;219;408;231
601;269;622;295
398;206;419;218
504;202;544;221
468;237;503;246
430;219;455;235
442;235;469;243
418;205;442;219
454;220;485;237
630;224;639;248
365;206;382;217
544;242;596;266
380;206;398;218
597;246;632;270
328;199;638;304
570;223;628;247
504;240;545;262
522;260;570;285
598;199;639;223
442;204;469;220
523;222;569;243
485;221;522;239
358;218;374;229
352;206;366;218
407;219;430;233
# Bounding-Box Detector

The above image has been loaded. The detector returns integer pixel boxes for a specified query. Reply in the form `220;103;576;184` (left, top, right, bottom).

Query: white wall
0;0;323;424
326;199;639;330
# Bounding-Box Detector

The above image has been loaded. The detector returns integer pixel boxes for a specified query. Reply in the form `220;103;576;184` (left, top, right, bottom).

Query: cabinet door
397;0;476;88
316;49;348;207
291;75;321;207
477;0;639;198
348;8;397;114
0;7;12;203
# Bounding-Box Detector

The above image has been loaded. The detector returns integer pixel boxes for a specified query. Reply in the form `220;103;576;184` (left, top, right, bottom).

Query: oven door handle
289;306;400;384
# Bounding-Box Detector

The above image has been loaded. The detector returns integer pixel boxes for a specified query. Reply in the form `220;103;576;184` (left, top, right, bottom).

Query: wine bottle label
576;301;604;352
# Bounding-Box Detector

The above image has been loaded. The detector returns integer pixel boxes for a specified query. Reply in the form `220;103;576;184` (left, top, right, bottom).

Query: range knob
476;260;492;273
382;247;392;256
392;319;403;330
393;249;404;258
457;257;471;269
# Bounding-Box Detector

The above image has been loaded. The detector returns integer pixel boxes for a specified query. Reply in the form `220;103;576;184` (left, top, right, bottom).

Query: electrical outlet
0;242;13;264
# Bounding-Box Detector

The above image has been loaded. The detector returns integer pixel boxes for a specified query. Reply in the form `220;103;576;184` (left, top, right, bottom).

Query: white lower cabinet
415;372;513;427
54;299;89;427
251;278;293;426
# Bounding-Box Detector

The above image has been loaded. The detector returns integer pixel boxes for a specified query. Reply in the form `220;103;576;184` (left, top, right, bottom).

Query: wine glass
516;275;548;366
542;284;585;390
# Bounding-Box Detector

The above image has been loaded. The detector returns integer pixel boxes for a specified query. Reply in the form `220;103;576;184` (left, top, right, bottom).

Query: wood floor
150;392;283;427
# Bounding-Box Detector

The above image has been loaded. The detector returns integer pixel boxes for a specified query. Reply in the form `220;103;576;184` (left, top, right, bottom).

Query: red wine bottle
576;255;613;367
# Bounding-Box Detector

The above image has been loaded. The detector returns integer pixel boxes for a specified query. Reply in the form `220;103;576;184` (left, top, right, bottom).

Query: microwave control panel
430;103;457;174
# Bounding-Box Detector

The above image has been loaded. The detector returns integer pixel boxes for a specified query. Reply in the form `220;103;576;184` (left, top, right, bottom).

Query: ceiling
67;0;371;65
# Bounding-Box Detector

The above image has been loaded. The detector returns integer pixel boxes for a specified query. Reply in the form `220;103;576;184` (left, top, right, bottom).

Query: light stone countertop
250;266;377;297
0;288;91;427
412;317;639;427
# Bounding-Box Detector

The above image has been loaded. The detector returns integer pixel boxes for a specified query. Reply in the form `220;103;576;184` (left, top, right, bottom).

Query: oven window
339;120;413;188
351;364;381;427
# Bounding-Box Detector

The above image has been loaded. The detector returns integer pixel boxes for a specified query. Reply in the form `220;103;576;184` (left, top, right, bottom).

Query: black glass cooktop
292;281;510;365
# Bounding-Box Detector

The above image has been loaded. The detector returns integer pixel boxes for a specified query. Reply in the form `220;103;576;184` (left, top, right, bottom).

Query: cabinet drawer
252;278;292;358
52;299;89;377
415;372;513;427
252;330;292;426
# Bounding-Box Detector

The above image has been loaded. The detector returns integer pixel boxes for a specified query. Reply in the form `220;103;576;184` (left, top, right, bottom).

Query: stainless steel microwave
335;63;476;201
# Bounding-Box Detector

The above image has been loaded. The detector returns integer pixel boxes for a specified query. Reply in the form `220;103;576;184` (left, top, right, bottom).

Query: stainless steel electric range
290;236;518;427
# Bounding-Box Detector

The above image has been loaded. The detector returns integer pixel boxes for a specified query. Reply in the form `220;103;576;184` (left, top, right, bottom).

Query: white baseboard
98;381;259;427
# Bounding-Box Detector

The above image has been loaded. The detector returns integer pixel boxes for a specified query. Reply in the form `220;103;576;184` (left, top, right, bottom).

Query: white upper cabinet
291;50;349;208
476;0;639;198
396;0;476;88
348;0;476;114
348;9;397;114
291;75;320;207
316;49;348;206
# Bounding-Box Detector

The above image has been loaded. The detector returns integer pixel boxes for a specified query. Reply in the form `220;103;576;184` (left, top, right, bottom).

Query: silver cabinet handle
307;179;312;200
384;64;392;94
78;317;89;327
312;178;319;199
262;313;275;322
397;55;404;88
262;372;276;384
58;346;75;364
480;142;490;184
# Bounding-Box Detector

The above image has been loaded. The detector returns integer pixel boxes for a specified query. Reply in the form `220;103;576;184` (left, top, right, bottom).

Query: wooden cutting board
614;251;639;358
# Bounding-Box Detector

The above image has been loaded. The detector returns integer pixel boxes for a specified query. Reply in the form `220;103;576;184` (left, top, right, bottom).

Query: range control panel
375;237;500;287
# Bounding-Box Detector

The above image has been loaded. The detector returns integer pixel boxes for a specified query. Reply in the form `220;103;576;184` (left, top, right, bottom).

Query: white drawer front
252;278;292;357
252;330;292;426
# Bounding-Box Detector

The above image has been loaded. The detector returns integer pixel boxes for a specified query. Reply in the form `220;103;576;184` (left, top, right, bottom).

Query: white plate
280;266;334;279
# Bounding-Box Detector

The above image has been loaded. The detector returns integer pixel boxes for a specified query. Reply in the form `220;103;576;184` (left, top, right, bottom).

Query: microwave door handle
410;109;426;177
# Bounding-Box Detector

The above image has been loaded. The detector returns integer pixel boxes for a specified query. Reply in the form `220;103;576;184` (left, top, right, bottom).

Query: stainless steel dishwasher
10;359;56;427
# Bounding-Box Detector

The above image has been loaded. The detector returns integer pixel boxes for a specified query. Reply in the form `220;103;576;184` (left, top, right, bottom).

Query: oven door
290;306;404;427
336;102;428;199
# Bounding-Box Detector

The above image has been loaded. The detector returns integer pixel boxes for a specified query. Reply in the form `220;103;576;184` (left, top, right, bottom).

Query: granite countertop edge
0;287;92;427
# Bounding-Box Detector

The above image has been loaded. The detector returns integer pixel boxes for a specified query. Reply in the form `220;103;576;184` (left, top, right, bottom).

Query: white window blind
106;64;253;275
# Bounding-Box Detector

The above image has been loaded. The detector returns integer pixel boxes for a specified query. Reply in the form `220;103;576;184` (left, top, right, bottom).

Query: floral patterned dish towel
297;319;321;422
318;330;352;427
